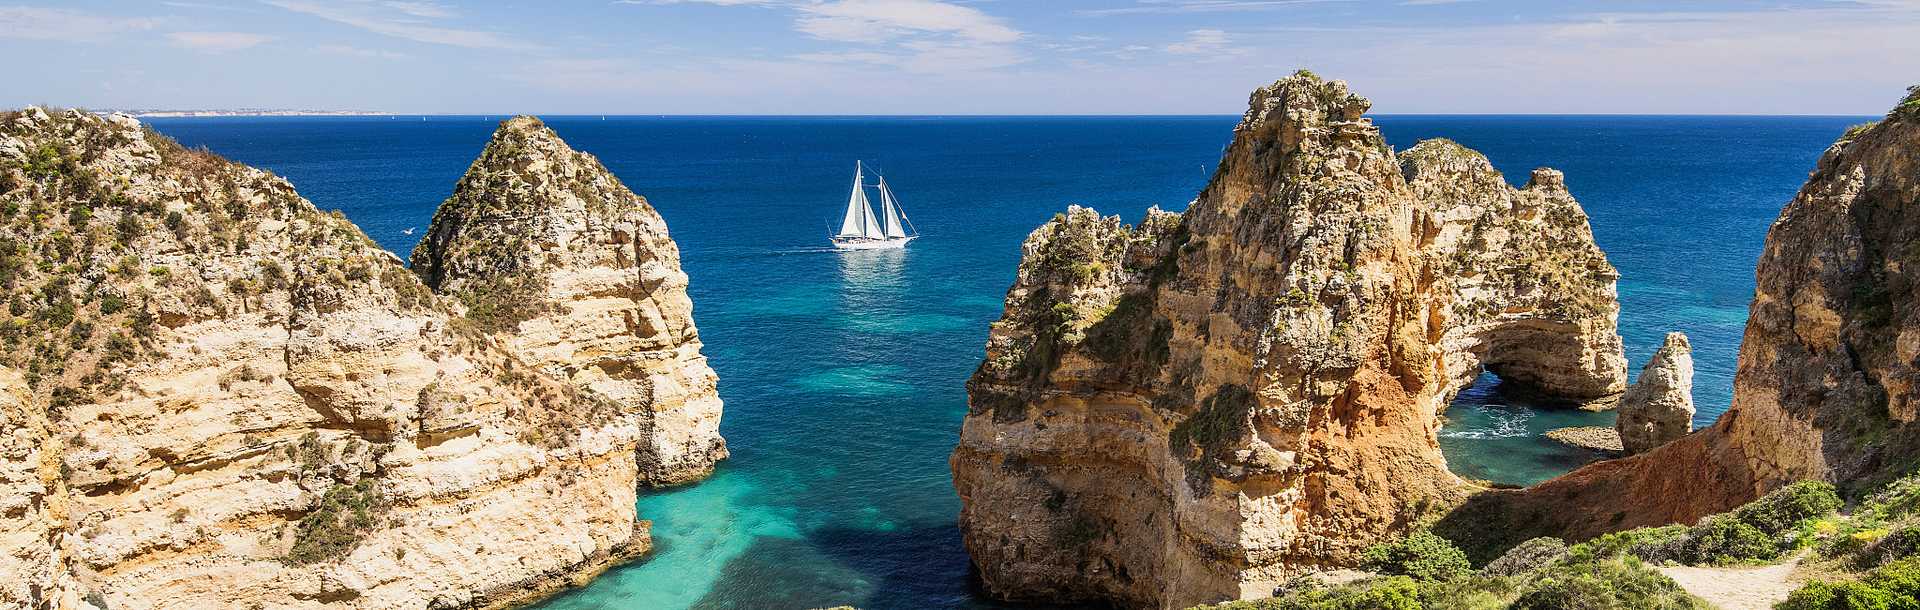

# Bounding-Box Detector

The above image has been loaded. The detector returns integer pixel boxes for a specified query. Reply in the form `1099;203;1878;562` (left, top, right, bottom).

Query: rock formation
1615;332;1695;455
1544;426;1623;454
0;109;714;609
410;116;726;486
951;72;1627;609
1439;87;1920;552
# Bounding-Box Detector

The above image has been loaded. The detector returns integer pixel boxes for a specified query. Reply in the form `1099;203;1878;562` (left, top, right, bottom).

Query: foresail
879;179;907;238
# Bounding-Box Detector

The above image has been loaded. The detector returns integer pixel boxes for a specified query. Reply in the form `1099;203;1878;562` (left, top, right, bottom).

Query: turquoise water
148;114;1865;608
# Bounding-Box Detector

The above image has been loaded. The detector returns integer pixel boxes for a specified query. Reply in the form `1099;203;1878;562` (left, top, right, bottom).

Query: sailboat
829;161;918;250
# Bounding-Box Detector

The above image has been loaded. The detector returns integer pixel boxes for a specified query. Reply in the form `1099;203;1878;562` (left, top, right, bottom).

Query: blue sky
3;0;1917;114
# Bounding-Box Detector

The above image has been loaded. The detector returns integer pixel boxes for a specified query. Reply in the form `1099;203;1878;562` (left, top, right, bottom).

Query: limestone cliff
0;109;653;609
410;116;726;486
950;72;1627;609
1445;87;1920;547
1615;332;1695;455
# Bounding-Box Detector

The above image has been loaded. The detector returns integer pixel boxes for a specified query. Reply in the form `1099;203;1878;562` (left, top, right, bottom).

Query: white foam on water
1438;404;1534;440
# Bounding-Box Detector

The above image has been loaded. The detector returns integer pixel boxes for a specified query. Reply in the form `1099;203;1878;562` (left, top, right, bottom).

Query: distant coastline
112;109;393;118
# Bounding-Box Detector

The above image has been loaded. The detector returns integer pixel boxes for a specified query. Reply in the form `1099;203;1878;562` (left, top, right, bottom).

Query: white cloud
0;6;161;41
316;43;407;58
634;0;1024;73
381;1;453;18
1164;28;1243;55
1082;0;1353;16
168;31;273;52
618;0;781;4
262;0;534;50
794;0;1021;44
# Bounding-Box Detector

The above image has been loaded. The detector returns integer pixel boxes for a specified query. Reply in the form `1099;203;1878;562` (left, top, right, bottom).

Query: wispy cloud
316;43;407;58
1164;28;1243;55
262;0;534;50
1081;0;1353;16
634;0;1025;73
793;0;1021;44
0;6;161;41
168;31;273;52
382;1;454;18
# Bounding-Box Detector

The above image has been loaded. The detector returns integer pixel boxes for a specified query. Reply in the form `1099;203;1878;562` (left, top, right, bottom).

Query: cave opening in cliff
1435;372;1618;488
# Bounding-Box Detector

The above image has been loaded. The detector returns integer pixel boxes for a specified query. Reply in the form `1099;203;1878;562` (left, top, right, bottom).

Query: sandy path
1659;556;1804;610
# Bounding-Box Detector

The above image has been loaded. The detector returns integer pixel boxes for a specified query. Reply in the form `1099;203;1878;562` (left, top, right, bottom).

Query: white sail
837;163;881;238
860;183;886;238
878;177;907;239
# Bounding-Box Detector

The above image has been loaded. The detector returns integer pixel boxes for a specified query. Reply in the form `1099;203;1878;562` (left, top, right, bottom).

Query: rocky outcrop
1545;426;1623;453
0;109;666;609
1616;332;1695;455
1439;87;1920;552
410;116;725;486
951;72;1627;609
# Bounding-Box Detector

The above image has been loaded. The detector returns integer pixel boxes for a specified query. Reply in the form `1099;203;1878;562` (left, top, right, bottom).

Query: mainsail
837;162;882;238
878;177;907;239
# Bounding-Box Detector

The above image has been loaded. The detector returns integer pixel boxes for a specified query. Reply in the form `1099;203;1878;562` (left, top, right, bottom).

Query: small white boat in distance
830;161;917;250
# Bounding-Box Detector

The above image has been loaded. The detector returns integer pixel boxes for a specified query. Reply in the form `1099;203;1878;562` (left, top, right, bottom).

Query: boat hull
831;236;917;250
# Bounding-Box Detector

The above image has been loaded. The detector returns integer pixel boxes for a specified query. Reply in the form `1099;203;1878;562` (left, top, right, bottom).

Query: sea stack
0;108;661;608
950;72;1627;609
411;116;727;486
1615;332;1695;455
1452;87;1920;546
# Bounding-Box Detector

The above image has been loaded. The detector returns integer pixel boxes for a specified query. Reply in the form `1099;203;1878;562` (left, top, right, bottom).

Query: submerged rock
1616;332;1695;455
951;72;1627;609
411;116;726;486
1545;426;1624;453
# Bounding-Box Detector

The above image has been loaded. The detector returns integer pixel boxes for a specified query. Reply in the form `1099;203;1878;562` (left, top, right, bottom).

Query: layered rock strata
951;72;1627;609
1615;332;1695;455
0;109;701;609
410;116;726;486
1447;88;1920;546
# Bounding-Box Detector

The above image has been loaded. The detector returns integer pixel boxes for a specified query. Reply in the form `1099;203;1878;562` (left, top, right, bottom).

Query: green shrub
1575;525;1680;559
1780;558;1920;610
1484;537;1570;578
1735;481;1842;534
1510;556;1705;610
1685;516;1778;564
284;478;382;565
1363;530;1472;583
1206;576;1423;610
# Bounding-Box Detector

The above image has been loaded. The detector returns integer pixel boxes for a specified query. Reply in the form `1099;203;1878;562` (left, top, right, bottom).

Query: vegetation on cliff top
1198;481;1846;609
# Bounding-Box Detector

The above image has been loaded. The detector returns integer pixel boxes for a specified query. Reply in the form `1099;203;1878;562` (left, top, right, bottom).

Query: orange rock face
951;73;1628;609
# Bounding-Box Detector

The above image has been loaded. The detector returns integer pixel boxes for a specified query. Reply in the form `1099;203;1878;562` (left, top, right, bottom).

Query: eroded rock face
1616;332;1695;455
0;109;649;609
410;116;726;486
951;73;1627;609
1441;87;1920;552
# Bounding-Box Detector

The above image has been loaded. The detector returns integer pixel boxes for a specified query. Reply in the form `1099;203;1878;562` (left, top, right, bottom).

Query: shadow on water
689;522;1106;610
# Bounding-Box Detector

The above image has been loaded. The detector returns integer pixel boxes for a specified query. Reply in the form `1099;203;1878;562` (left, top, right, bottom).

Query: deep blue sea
148;114;1865;609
